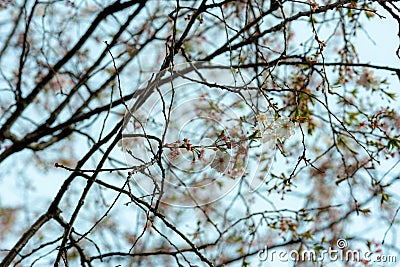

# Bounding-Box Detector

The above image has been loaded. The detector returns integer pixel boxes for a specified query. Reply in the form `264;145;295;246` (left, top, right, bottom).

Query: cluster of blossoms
251;113;295;143
161;112;295;179
208;113;295;177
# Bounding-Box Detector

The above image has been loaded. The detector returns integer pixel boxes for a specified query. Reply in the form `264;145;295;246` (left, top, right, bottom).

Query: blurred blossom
165;140;181;159
356;68;379;89
210;150;230;173
227;154;246;178
118;137;143;150
227;167;246;178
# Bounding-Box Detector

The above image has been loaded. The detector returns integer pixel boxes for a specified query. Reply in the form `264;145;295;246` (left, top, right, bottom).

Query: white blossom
275;116;295;139
210;150;230;173
252;113;295;143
